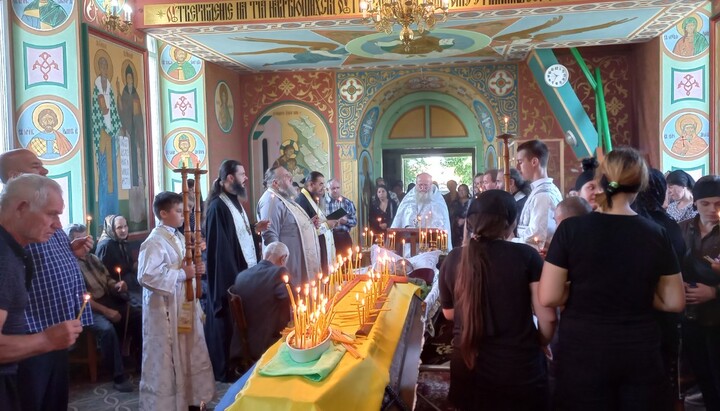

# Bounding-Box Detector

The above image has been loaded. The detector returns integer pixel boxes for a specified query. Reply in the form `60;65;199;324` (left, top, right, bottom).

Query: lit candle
85;214;93;226
115;266;121;281
503;116;509;133
77;293;91;320
283;275;297;309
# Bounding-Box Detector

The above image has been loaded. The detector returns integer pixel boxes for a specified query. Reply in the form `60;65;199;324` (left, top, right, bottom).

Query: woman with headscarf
666;170;698;222
574;158;602;210
96;214;141;303
539;147;685;410
439;190;557;410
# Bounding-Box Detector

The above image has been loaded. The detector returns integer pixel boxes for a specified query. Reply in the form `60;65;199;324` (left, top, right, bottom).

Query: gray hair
264;166;281;188
64;223;87;240
0;174;62;212
263;241;289;261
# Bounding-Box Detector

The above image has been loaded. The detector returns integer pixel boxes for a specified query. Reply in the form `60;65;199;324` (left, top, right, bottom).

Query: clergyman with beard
204;159;270;381
391;172;453;256
257;166;321;287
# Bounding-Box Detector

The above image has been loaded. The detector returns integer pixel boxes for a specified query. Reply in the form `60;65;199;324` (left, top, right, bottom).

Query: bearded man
204;159;269;381
392;173;452;255
257;166;321;286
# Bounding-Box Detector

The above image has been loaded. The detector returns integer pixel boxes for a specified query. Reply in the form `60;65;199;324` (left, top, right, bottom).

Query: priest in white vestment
391;173;452;256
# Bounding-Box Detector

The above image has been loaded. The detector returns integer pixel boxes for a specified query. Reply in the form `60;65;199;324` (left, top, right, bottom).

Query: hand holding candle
77;293;91;320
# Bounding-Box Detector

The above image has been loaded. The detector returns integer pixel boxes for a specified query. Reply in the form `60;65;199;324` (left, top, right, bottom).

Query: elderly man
325;178;357;254
0;149;92;411
257;166;320;286
392;173;452;254
296;171;336;276
0;175;83;410
230;242;291;362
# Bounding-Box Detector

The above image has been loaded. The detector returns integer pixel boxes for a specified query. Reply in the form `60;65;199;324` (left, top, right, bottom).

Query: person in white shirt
513;140;563;250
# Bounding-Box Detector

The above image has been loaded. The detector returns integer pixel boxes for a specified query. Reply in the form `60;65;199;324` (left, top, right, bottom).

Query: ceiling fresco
142;0;707;72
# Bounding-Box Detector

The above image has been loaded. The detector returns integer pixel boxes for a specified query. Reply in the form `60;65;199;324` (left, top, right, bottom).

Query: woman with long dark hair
540;147;685;410
369;185;397;236
439;190;557;410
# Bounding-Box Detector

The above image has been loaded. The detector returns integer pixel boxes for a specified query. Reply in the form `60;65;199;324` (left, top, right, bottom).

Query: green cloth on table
259;342;347;382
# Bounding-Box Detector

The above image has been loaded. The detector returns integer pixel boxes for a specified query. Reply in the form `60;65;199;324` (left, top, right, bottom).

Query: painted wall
205;63;243;181
659;4;712;178
158;42;208;194
11;0;85;228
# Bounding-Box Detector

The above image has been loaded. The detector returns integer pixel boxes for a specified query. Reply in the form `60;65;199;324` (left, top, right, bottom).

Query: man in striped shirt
325;178;357;254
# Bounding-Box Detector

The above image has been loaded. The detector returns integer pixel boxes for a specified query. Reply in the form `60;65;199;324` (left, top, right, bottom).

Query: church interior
1;0;719;409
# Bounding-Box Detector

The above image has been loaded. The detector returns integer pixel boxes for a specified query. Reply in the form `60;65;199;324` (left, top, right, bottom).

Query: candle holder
173;161;207;301
497;132;514;193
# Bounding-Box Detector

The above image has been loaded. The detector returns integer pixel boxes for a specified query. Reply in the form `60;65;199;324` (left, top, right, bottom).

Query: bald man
0;149;93;411
391;173;452;255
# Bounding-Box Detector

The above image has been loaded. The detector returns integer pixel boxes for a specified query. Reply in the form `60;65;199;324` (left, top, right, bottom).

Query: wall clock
544;64;569;88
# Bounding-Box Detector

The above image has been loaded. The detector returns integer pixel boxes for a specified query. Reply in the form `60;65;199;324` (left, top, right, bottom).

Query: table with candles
226;253;425;410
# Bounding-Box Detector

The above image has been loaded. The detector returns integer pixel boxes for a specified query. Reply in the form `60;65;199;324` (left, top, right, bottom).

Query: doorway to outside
382;148;476;194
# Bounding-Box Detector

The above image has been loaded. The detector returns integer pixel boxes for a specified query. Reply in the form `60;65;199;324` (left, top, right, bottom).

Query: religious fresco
671;67;705;104
23;43;67;88
168;89;197;122
215;81;234;132
473;100;496;142
86;32;149;232
146;3;700;72
484;145;497;170
662;12;710;59
358;150;373;233
249;103;331;199
164;129;206;168
160;46;203;82
359;106;378;149
16;99;80;162
662;111;710;160
12;0;73;31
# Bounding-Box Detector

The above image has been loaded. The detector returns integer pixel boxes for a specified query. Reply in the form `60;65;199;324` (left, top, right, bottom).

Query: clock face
544;64;569;88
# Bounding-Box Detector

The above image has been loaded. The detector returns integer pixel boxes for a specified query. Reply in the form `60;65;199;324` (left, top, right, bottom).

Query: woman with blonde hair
539;147;685;410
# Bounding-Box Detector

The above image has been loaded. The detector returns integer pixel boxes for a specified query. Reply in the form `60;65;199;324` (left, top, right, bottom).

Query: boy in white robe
137;192;215;411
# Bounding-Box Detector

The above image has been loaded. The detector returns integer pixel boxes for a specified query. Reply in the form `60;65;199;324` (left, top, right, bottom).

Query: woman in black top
449;183;471;247
368;185;396;236
539;147;685;411
439;190;557;411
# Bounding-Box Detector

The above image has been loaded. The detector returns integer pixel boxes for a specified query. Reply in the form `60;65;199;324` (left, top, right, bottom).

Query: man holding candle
205;160;268;382
325;178;357;255
513;140;562;251
0;149;93;411
0;174;83;410
230;241;291;362
65;224;142;392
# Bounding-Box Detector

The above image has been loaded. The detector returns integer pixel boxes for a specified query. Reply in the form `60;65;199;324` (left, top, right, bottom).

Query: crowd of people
0;142;719;410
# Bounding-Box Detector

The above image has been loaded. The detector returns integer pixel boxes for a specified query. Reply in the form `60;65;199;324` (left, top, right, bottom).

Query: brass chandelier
359;0;449;48
103;0;133;34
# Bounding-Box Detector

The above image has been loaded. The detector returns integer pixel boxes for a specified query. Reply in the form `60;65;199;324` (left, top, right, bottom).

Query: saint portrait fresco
662;112;710;159
160;46;203;82
12;0;72;31
87;33;150;232
17;100;79;161
215;81;234;132
164;130;206;168
663;12;710;59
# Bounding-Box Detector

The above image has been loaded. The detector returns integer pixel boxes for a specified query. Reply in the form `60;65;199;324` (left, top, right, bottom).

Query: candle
282;275;297;309
85;214;92;226
77;293;91;320
503;116;509;133
115;266;121;281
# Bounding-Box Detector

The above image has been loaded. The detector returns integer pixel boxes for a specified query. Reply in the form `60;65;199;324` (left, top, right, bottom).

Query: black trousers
683;321;720;411
332;231;353;256
17;350;69;411
0;374;21;411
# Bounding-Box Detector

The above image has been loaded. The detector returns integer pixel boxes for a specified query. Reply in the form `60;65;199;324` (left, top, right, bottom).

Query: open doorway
382;148;476;193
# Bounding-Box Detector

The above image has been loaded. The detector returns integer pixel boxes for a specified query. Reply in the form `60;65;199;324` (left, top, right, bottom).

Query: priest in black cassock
295;171;337;276
204;159;269;381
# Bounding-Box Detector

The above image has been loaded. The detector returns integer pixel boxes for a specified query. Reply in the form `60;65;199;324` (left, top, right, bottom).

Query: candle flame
83;293;91;302
115;266;121;274
283;274;289;283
